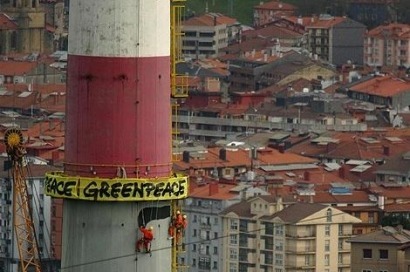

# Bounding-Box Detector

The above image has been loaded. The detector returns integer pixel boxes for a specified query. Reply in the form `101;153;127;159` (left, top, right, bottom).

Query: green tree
381;214;410;229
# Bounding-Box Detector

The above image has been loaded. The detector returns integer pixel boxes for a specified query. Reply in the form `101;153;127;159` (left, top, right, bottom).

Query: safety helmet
149;226;153;230
176;210;181;214
183;215;187;219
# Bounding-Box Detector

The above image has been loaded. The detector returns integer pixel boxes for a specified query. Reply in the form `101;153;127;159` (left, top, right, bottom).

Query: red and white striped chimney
66;0;171;179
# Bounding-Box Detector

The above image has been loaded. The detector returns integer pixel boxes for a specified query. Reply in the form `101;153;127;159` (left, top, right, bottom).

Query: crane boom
5;129;42;272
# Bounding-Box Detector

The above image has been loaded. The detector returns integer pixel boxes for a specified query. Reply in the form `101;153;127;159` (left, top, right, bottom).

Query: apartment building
347;75;410;109
221;198;360;272
306;15;366;66
349;226;410;272
0;160;61;272
364;23;410;67
253;1;297;27
183;181;268;272
182;13;240;60
374;151;410;186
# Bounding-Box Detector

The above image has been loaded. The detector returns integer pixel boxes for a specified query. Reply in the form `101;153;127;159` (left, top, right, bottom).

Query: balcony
338;231;352;237
338;246;351;253
200;223;212;230
286;231;316;239
286;249;316;254
286;264;315;270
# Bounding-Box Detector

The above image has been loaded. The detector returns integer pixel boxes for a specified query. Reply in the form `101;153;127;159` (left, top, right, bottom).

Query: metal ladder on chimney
171;200;188;272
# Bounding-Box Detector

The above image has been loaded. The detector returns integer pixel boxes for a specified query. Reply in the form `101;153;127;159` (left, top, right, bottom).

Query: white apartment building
364;23;410;67
182;13;240;60
182;182;269;271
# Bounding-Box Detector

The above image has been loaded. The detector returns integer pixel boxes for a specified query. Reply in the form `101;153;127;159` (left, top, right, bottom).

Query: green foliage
185;0;344;25
186;0;410;26
381;214;410;229
186;0;265;25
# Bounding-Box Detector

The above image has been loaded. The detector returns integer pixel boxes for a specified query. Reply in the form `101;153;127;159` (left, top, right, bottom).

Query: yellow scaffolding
170;1;189;271
171;0;189;99
171;0;189;162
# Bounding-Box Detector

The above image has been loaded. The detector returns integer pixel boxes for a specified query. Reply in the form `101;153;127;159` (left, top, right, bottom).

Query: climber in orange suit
136;225;154;253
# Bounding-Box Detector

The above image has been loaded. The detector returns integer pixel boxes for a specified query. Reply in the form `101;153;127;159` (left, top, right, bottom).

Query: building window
229;263;237;272
265;223;274;235
326;208;332;222
192;258;196;267
325;240;330;252
193;215;197;222
325;254;330;266
379;249;388;260
338;240;343;250
198;257;211;270
265;238;273;250
275;241;283;251
368;212;375;223
379;270;388;272
338;224;343;235
274;254;283;266
193;229;197;237
362;270;372;272
193;244;196;251
213;246;218;254
230;234;237;245
10;32;17;49
305;255;310;265
363;249;372;259
230;219;238;230
229;248;238;260
275;224;284;235
325;225;330;236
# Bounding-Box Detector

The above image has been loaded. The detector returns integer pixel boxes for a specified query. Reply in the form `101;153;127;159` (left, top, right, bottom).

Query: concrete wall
331;19;366;66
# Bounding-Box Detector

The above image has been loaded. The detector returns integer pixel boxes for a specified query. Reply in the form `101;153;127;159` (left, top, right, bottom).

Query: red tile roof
367;23;410;39
0;61;38;76
242;24;303;40
306;16;347;29
0;13;17;30
254;1;297;11
0;83;66;112
285;16;316;27
349;75;410;97
189;182;239;200
174;147;317;171
183;13;237;27
299;190;373;204
288;129;410;162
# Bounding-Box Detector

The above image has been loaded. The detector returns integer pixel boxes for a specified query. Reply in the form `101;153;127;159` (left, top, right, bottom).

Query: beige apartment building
364;23;410;67
221;196;361;272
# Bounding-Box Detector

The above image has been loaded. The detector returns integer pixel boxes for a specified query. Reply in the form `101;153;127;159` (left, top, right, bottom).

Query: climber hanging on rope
168;210;188;243
136;225;154;254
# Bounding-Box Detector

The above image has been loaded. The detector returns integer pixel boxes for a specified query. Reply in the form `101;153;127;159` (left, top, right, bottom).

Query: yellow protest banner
44;172;188;201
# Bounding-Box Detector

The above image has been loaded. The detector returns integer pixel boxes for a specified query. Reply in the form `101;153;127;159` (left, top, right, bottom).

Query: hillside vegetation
186;0;410;26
